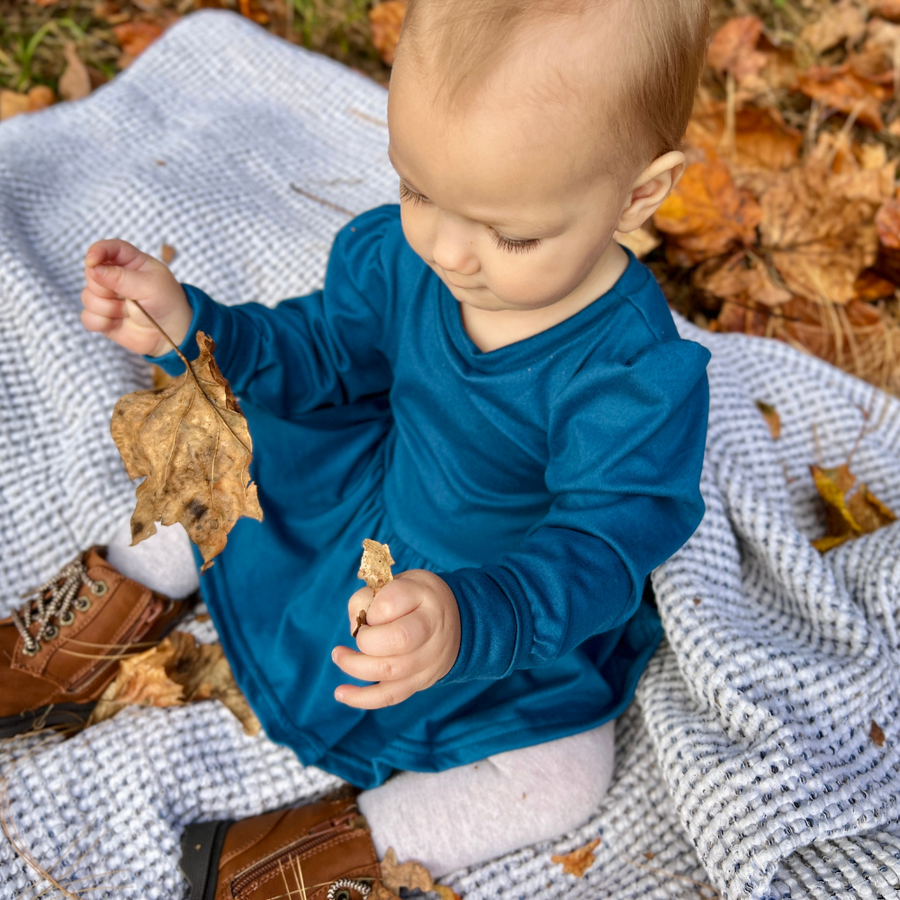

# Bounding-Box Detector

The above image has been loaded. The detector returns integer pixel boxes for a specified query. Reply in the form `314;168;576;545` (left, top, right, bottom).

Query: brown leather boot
180;797;381;900
0;546;197;738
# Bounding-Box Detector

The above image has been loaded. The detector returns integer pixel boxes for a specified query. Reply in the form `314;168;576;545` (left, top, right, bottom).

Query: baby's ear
616;151;685;234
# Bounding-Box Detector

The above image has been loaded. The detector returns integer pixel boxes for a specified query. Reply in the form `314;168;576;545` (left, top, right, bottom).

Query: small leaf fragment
380;847;434;893
161;243;177;264
870;720;886;748
358;539;395;596
755;401;782;440
111;330;263;572
551;838;602;878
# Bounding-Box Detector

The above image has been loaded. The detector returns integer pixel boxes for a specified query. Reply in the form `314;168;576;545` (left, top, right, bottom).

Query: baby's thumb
90;258;169;303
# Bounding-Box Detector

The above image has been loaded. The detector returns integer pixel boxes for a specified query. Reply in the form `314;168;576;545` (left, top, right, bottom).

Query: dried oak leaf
810;463;896;551
870;720;886;747
380;848;434;893
653;151;762;266
90;631;261;734
111;330;263;573
551;838;601;878
800;0;868;54
755;401;782;440
369;1;407;66
797;65;890;131
707;16;768;81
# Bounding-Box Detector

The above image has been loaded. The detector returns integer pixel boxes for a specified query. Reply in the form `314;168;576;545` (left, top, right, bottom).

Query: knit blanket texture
1;12;899;900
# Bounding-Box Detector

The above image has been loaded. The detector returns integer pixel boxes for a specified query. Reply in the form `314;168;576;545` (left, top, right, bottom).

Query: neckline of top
438;247;648;369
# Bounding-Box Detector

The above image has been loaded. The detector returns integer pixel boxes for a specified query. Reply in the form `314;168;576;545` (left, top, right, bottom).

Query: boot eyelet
90;580;108;597
22;641;41;657
75;596;92;612
335;891;351;900
59;610;76;626
43;624;59;640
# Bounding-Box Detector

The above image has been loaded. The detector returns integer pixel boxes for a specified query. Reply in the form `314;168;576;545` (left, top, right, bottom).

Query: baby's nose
431;222;479;277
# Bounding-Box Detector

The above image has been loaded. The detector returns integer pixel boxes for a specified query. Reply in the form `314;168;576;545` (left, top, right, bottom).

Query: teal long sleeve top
152;204;710;788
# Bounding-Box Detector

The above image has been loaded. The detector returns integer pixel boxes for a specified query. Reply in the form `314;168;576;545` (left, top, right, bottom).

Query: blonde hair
397;0;709;173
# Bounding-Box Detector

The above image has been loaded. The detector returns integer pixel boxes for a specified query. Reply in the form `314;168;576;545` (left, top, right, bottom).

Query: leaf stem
127;298;252;456
126;298;191;369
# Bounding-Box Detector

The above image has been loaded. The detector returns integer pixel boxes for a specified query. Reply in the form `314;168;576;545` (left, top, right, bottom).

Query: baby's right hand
82;239;193;358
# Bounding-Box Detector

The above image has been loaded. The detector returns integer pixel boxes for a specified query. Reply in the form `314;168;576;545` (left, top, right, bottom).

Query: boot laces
12;556;101;654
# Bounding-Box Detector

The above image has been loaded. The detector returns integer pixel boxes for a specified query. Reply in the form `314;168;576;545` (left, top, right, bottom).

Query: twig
623;858;720;897
289;183;357;217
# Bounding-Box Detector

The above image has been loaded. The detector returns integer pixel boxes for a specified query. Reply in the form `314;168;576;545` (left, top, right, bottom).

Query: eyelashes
398;181;542;255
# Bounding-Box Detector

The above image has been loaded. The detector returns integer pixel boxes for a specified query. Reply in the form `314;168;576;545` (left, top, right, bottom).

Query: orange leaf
369;1;407;66
870;0;900;22
238;0;269;25
551;838;601;878
707;16;768;81
798;65;890;131
113;21;164;59
876;197;900;249
653;152;762;265
686;105;802;171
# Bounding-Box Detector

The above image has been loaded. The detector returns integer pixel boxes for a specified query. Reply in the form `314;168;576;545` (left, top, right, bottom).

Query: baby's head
387;0;709;318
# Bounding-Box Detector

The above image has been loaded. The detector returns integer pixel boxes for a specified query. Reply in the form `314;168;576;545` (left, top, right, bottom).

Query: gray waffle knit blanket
1;11;899;900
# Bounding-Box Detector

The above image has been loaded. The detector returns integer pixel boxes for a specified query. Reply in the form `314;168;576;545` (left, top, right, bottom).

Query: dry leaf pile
649;0;900;397
111;326;263;572
89;630;261;735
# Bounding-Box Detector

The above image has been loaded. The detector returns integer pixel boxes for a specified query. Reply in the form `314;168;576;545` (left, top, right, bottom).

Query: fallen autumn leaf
111;319;263;573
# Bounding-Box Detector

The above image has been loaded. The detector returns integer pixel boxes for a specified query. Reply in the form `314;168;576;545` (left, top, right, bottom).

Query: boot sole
0;701;96;739
181;819;233;900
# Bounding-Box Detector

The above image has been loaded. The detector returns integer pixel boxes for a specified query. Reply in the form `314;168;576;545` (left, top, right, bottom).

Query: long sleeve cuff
144;284;229;374
437;567;522;684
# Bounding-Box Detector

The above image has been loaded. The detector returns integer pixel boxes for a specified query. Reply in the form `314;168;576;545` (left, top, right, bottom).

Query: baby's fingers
333;670;421;710
332;644;419;685
84;238;145;269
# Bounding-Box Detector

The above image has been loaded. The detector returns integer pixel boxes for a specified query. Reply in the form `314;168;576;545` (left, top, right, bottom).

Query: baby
77;0;710;888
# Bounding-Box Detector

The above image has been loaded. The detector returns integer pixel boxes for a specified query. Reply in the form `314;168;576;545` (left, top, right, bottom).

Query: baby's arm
82;239;192;358
332;571;460;709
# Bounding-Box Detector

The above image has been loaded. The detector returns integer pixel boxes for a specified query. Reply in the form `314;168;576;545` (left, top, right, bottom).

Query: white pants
107;522;616;876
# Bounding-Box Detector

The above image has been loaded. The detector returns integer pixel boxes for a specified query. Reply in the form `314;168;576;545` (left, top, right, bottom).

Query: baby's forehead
404;1;632;141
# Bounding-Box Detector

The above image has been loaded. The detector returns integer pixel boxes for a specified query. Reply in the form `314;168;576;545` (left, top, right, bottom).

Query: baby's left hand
332;570;461;709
